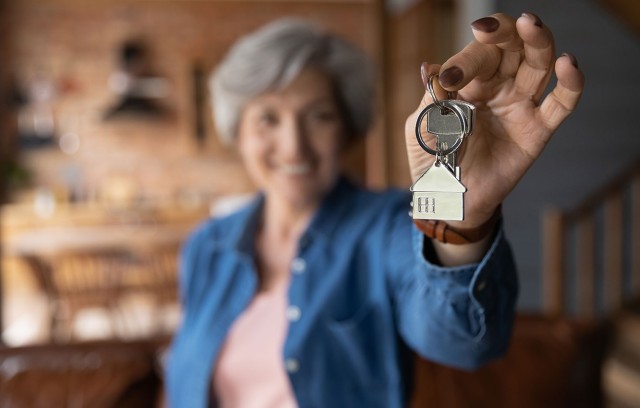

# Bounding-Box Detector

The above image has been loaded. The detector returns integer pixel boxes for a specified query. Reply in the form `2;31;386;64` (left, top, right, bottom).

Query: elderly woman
167;12;584;408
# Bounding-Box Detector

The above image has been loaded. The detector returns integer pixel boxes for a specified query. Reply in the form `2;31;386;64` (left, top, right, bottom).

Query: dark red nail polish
420;62;429;89
439;66;463;88
471;16;500;33
522;12;543;28
561;52;578;68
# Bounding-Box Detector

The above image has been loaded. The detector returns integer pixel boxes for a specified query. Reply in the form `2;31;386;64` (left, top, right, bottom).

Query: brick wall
5;0;377;204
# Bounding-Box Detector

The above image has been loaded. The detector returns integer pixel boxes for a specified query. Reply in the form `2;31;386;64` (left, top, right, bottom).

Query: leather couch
0;314;609;408
0;339;166;408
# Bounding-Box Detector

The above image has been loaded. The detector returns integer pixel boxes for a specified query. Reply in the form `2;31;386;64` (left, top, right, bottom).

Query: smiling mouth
279;162;312;175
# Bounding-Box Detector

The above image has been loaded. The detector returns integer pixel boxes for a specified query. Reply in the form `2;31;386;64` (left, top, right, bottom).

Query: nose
278;116;308;160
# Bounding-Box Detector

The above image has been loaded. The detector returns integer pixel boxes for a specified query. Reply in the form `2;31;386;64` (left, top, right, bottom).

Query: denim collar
228;175;359;257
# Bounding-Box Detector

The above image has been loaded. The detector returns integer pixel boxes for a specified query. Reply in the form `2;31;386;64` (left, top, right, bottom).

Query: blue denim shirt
166;177;518;408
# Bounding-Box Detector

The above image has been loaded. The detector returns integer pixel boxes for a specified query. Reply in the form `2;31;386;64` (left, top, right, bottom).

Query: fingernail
471;16;500;33
439;66;463;88
561;52;578;68
420;62;429;89
522;12;543;28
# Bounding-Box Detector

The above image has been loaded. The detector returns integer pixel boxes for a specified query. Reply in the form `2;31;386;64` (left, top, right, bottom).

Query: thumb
405;62;450;182
406;62;453;145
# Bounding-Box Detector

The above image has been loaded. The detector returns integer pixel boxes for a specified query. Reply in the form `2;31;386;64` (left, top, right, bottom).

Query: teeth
280;162;311;175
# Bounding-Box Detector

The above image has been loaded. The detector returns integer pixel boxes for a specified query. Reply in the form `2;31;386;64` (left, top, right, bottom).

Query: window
418;196;435;213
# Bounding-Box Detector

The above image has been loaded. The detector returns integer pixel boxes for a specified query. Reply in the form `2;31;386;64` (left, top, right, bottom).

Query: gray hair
210;18;375;144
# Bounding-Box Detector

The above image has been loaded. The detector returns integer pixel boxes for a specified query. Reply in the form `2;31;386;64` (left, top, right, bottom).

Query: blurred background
0;0;639;406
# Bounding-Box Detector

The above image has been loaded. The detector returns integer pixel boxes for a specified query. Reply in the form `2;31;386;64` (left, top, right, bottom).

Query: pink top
212;280;298;408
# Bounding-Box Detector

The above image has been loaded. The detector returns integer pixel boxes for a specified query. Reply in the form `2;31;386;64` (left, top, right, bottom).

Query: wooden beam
542;208;566;316
595;0;640;36
0;0;12;345
632;174;640;298
576;215;596;318
604;192;624;313
365;0;389;188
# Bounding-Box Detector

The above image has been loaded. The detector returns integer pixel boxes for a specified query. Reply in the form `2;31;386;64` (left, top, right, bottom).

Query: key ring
415;100;468;157
427;74;456;108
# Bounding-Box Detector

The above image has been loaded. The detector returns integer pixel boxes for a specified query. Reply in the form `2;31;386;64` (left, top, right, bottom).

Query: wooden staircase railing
543;158;640;317
596;0;640;37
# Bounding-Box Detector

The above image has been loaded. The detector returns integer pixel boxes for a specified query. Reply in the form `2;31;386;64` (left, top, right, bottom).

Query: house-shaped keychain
410;161;466;221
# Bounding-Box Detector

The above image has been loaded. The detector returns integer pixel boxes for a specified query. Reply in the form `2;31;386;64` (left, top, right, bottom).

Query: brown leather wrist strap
413;205;502;245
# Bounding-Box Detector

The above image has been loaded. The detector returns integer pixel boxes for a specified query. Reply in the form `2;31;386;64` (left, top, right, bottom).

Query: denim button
286;305;301;321
291;257;306;274
285;358;299;373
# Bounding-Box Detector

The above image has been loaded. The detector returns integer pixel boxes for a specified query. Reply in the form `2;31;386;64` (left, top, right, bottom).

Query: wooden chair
119;244;180;335
34;249;133;343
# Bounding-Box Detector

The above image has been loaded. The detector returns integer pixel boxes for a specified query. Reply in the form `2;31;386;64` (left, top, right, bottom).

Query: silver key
426;100;474;138
429;100;475;133
415;100;474;163
427;100;475;172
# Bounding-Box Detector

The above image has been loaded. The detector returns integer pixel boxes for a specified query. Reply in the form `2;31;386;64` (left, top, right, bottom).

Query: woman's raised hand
405;12;585;229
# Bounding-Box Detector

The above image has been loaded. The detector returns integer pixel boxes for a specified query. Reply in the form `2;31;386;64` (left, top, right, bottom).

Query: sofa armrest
0;340;164;408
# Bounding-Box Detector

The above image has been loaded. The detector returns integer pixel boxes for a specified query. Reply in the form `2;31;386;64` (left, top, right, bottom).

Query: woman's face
237;68;346;210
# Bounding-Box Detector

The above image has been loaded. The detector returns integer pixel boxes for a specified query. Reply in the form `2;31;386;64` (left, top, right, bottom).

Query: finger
471;13;522;52
406;63;445;179
471;13;523;78
538;53;584;131
438;40;502;91
514;12;556;101
407;62;448;154
406;62;443;136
